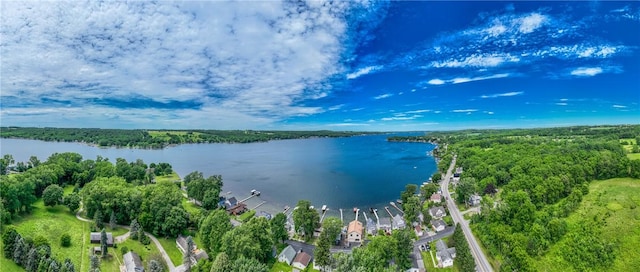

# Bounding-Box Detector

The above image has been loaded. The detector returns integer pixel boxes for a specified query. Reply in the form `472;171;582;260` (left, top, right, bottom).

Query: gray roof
436;240;455;263
431;219;446;229
393;214;406;228
429;206;446;217
278;245;297;265
123;251;144;272
90;232;113;245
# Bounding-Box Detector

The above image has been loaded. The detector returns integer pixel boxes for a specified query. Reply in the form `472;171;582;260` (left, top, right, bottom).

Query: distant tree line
0;127;377;149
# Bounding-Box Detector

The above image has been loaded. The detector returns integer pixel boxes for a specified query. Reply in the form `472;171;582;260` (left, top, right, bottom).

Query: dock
372;208;381;226
363;211;369;222
252;201;266;210
384;206;394;218
320;207;328;223
355;208;360;221
339;209;344;223
390;202;404;215
239;194;257;203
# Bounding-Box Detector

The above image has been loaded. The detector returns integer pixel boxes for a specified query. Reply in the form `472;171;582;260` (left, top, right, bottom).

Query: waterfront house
392;214;406;230
292;251;312;270
435;239;456;268
278;245;296;265
431;219;446;232
123;251;144;272
347;220;364;243
224;197;247;215
366;217;377;235
468;194;481;206
430;193;442;203
90;232;113;246
429;206;447;219
378;217;392;232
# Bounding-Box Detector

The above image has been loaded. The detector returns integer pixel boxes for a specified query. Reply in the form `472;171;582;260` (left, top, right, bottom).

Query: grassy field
157;237;183;267
533;178;640;271
155;172;181;183
619;138;639;160
6;199;90;271
627;153;640;160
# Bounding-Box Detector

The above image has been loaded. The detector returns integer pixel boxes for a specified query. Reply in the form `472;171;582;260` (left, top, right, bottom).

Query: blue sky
1;1;638;131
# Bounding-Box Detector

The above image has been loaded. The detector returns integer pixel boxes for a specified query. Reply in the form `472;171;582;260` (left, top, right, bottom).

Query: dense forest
391;124;640;271
0;127;376;148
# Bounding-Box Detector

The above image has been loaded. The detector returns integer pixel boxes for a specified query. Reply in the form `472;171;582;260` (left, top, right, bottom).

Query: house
429;206;447;219
90;232;113;246
431;219;446;232
468;194;481;206
392;214;406;230
414;225;424;237
292;251;312;270
366;218;377;235
224;197;247;215
278;245;296;265
347;220;364;243
123;251;145;272
378;217;392;232
430;193;442;203
176;235;209;266
435;239;456;268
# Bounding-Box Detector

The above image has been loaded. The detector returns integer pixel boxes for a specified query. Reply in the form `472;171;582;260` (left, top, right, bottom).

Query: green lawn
270;261;293;272
533;178;640;271
6;199;90;272
627;153;640;160
157;237;183;267
114;238;163;271
155;172;181;183
421;243;458;272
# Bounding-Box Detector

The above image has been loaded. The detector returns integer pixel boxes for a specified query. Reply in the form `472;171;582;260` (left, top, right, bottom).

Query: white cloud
613;105;627;108
556;102;568;106
481;91;524;99
328;104;345;111
570;67;603;77
450;74;510;84
405;109;431;114
517;13;547;34
346;65;382;79
373;93;393;100
451;109;477;113
381;114;422;121
431;53;520;68
0;1;386;127
427;79;445;85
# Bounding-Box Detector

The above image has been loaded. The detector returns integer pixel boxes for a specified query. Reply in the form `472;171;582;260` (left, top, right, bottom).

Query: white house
435;239;456;268
468;194;482;206
431;219;446;232
392;214;406;230
278;245;296;265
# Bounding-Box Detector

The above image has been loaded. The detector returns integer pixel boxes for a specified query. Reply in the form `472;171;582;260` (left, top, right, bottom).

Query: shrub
120;246;129;255
60;234;71;247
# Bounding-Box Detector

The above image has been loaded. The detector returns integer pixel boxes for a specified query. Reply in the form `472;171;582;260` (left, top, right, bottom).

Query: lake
0;134;436;217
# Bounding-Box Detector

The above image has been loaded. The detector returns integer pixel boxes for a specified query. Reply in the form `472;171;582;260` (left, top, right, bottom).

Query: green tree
2;227;20;258
62;258;75;272
109;210;116;229
129;219;140;240
431;172;442;183
94;209;104;230
200;209;232;255
89;254;100;272
60;234;71;247
231;256;268;272
211;252;232;272
400;184;418;209
148;260;163;272
63;193;81;213
42;184;64;207
403;195;421;224
0;154;14;175
221;217;273;263
393;228;414;270
456;177;477;205
292;200;319;241
270;212;288;244
100;229;108;258
183;236;195;272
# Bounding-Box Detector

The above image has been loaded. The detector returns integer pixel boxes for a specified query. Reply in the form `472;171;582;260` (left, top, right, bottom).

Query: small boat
284;205;290;211
396;199;403;204
250;189;261;196
369;207;375;213
322;205;327;211
353;207;358;213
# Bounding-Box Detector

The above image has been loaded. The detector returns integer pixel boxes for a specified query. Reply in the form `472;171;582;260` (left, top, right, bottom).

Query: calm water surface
1;134;436;213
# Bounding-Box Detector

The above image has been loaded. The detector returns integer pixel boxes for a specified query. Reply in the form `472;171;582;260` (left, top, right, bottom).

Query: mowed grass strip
534;178;640;271
157;237;183;267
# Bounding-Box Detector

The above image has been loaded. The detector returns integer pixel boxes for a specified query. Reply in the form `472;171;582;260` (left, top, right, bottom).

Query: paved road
441;156;493;272
415;226;454;245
